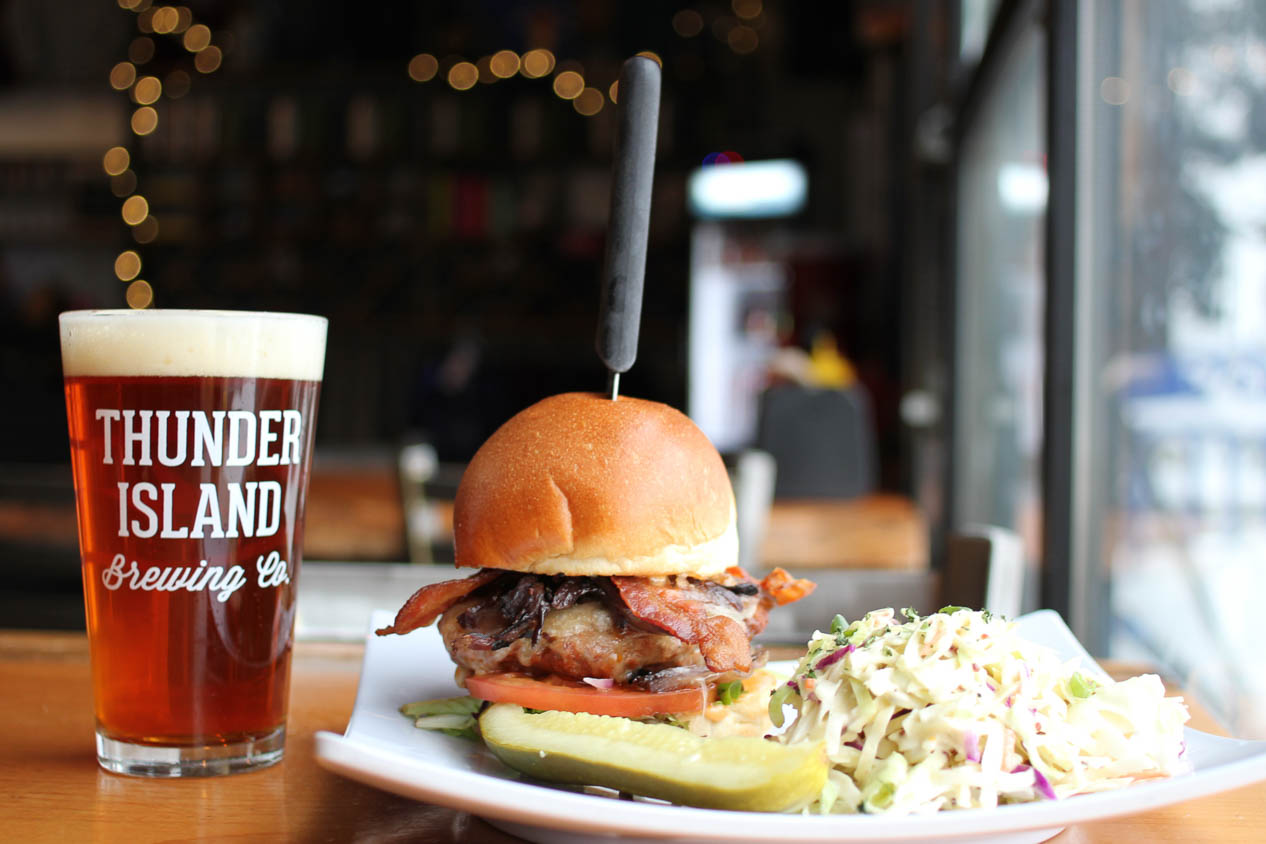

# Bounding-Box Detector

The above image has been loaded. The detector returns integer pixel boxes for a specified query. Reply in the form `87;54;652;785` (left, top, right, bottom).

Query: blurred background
2;0;1266;739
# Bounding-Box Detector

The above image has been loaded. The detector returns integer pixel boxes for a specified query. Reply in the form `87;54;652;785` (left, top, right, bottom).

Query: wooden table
3;632;1263;843
760;495;930;570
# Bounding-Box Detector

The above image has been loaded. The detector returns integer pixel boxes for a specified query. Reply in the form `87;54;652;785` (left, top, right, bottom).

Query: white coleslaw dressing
774;608;1190;815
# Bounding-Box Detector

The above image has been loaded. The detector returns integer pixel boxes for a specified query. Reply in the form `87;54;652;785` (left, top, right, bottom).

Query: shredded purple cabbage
1033;767;1056;799
963;731;980;763
816;644;854;671
846;737;865;750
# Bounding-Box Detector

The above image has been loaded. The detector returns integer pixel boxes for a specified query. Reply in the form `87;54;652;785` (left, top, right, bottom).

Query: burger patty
437;571;768;686
377;566;816;688
439;595;707;686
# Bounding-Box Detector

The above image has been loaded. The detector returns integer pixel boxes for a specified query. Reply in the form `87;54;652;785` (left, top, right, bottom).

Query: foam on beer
60;309;326;381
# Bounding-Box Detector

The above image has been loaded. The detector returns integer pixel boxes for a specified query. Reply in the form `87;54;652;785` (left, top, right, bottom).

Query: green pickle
479;703;828;812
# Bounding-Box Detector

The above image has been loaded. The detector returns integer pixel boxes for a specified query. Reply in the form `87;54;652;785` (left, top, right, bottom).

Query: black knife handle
596;56;661;376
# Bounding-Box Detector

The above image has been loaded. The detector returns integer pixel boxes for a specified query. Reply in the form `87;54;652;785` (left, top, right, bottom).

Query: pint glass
59;309;326;777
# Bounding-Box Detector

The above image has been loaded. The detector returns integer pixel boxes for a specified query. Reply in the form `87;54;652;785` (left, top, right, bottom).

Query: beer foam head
59;310;327;381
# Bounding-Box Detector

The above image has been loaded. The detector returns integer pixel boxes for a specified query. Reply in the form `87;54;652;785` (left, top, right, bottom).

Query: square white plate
314;610;1266;844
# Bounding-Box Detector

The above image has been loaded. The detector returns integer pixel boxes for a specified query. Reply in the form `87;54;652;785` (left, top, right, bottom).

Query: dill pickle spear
479;703;828;812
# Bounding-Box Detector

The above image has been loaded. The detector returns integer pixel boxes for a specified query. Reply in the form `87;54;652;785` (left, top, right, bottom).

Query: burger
376;392;814;722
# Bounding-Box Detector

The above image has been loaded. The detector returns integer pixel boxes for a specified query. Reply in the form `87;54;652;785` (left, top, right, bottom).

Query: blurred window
959;0;1004;66
1078;0;1266;738
953;24;1046;568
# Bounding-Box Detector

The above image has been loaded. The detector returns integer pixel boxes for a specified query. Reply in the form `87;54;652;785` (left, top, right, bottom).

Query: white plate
315;609;1266;844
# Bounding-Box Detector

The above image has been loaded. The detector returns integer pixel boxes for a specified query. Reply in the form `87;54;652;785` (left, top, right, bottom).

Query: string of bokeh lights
405;48;656;117
103;1;764;309
404;2;765;120
104;0;224;309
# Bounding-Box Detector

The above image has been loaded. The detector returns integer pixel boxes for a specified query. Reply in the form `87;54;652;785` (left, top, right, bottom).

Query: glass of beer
58;309;326;777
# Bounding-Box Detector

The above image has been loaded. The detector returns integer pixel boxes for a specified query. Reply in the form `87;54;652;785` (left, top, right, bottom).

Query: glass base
96;726;285;777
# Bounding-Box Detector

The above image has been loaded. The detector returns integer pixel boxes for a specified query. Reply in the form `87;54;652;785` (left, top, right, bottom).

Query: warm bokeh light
115;251;142;282
194;45;223;73
151;5;179;34
173;6;192;33
132;0;153;11
408;53;439;82
635;50;663;67
131;106;158;135
552;70;584;100
732;0;763;20
118;0;143;9
608;80;619;103
672;9;704;37
137;8;156;33
129;37;155;65
110;62;137;91
110;170;138;198
521;48;555;78
477;55;496;84
183;23;211;52
126;279;154;309
103;146;130;176
133;76;162;105
131;108;158;136
165;69;191;98
121;196;149;226
728;25;759;54
448;61;478;90
132;216;159;244
573;87;604;116
490;49;520;78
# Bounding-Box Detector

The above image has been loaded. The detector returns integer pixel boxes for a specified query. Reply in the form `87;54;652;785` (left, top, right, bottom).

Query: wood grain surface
2;632;1262;843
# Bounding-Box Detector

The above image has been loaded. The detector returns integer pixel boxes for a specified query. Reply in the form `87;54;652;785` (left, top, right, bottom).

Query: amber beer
59;309;326;777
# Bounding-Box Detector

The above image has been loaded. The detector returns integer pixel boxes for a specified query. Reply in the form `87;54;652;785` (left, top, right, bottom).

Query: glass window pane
960;0;1004;65
954;26;1046;564
1081;0;1266;737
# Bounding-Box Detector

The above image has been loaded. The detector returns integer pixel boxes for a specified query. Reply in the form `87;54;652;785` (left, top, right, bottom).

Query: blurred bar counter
759;495;928;571
0;453;931;632
304;455;931;571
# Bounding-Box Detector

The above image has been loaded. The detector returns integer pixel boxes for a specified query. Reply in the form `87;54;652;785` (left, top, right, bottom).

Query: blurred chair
755;384;877;499
939;525;1026;618
398;442;463;565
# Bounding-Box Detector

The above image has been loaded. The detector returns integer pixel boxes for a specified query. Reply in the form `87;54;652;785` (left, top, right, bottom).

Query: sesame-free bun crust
453;392;737;577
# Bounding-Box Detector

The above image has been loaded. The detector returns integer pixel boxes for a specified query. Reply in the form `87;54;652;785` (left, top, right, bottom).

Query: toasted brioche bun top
453;392;737;577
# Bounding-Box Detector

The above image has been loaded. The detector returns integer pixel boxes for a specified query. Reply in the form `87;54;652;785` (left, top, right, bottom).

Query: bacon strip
611;577;754;673
375;569;502;636
726;565;817;639
759;567;817;606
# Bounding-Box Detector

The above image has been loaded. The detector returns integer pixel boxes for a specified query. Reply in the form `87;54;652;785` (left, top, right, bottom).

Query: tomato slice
465;673;706;718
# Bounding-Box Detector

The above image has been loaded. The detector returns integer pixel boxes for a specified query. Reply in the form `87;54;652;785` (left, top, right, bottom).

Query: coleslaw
773;607;1189;814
